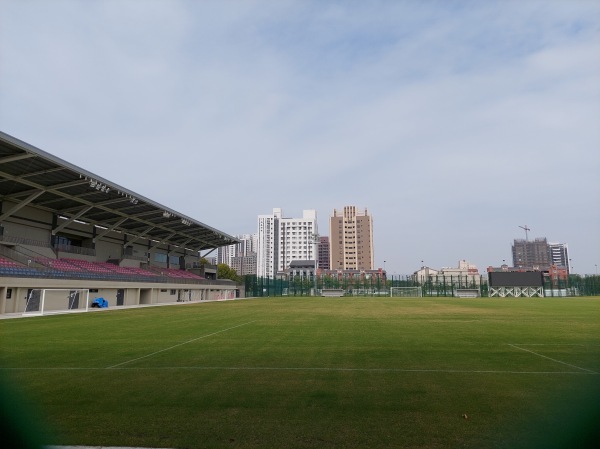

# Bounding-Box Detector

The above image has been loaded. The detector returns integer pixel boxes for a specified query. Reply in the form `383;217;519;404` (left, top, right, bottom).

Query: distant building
412;261;481;286
257;209;281;278
512;237;570;273
438;260;482;285
512;237;551;269
440;259;479;275
203;256;217;265
257;208;318;278
287;260;317;279
319;268;387;282
231;254;257;276
218;233;257;275
548;242;570;272
412;266;439;284
329;206;374;271
318;236;330;270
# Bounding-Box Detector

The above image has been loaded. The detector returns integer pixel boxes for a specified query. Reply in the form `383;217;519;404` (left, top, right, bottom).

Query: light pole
383;260;387;289
312;233;319;296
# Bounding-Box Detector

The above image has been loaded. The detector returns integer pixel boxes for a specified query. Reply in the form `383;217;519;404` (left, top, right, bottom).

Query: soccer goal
23;288;90;316
390;286;422;297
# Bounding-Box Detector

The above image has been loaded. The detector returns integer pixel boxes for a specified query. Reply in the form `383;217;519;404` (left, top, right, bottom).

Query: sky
1;0;599;275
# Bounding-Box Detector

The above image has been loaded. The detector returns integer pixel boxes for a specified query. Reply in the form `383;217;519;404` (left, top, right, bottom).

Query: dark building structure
512;237;570;273
318;236;330;270
512;237;551;268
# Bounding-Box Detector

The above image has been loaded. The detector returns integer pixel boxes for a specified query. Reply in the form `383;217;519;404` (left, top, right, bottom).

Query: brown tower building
329;206;374;270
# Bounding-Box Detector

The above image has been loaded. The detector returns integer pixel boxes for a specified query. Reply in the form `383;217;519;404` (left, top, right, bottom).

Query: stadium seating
0;255;207;283
0;256;44;277
35;257;83;271
0;257;21;267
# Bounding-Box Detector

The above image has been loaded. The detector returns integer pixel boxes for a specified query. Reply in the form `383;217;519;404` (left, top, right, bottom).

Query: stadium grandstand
0;131;240;315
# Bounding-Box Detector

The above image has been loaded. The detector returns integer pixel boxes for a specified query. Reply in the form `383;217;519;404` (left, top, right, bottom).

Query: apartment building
217;233;257;275
257;208;318;278
329;206;374;271
548;242;570;272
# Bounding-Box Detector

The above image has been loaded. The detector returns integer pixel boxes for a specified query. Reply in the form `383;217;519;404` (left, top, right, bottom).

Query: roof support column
0;190;44;222
94;218;128;243
52;205;94;235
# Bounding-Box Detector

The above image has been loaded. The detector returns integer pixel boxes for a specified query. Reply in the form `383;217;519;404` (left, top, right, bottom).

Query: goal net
390;287;422;297
24;289;90;316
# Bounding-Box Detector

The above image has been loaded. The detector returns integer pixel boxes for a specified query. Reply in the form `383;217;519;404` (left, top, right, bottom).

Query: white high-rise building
548;242;569;271
217;243;236;266
257;208;318;278
257;208;281;279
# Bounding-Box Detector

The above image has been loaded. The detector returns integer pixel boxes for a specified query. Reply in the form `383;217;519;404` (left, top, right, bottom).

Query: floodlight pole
312;233;319;296
384;260;387;288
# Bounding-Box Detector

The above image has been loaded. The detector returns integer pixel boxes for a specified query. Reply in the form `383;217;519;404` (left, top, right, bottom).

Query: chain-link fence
244;274;600;298
544;274;600;297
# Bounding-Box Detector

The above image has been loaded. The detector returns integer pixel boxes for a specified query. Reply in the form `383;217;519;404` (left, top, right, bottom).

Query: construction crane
518;225;530;241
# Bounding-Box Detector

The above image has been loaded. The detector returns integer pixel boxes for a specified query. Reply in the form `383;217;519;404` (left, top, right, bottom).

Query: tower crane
518;225;530;241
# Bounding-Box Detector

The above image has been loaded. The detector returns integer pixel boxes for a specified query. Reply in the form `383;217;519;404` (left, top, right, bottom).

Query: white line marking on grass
508;344;597;374
427;319;481;323
121;366;599;375
509;344;600;347
105;320;256;369
4;366;597;375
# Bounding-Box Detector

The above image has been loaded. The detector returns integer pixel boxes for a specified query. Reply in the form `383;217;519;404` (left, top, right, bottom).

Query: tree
217;263;241;282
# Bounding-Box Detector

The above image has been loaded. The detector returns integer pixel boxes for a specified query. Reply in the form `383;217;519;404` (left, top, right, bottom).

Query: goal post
390;286;423;297
23;289;90;316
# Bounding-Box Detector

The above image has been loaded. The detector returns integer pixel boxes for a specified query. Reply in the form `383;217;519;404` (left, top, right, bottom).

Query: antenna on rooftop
518;225;530;241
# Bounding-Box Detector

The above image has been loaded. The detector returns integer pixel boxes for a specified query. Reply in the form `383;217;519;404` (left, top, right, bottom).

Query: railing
55;244;96;256
0;244;47;268
186;263;218;270
0;234;51;247
122;253;147;262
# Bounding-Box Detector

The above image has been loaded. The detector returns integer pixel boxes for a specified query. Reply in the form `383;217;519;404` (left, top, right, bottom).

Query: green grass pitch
1;297;599;449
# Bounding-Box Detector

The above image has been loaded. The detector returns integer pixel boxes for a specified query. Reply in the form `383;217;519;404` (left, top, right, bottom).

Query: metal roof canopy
0;131;239;252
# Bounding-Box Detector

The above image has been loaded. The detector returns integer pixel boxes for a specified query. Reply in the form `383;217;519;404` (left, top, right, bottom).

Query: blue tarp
91;297;108;308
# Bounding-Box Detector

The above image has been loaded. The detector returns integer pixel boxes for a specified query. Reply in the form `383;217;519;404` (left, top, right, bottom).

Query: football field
1;297;599;449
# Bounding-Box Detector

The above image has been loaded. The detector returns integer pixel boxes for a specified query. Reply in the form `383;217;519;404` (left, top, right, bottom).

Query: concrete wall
0;277;236;315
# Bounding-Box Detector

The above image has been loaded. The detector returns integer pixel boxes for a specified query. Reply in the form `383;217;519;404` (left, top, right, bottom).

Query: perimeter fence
244;274;600;298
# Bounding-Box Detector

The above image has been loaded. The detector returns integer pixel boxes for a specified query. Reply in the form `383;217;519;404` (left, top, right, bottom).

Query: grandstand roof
0;131;239;252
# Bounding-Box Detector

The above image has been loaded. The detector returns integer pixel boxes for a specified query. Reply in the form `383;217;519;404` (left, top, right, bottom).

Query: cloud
1;0;599;273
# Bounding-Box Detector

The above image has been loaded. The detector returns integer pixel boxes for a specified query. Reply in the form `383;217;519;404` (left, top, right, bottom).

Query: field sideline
1;296;599;449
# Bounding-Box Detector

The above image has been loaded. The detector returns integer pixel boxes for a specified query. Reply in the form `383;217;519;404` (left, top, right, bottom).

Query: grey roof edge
0;130;240;245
